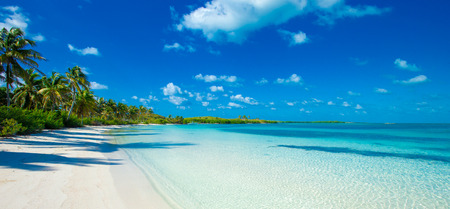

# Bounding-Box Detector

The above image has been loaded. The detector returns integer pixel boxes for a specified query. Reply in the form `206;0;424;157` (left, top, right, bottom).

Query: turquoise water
110;123;450;208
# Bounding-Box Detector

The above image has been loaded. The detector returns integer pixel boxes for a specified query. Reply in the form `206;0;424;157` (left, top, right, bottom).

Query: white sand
0;126;172;209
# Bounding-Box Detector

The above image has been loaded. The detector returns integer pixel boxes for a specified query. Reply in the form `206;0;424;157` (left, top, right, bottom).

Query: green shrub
61;112;82;127
1;118;24;137
0;106;45;134
40;110;64;129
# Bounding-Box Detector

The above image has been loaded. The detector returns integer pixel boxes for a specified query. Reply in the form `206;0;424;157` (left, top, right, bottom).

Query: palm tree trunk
67;89;76;120
81;114;83;126
6;64;11;106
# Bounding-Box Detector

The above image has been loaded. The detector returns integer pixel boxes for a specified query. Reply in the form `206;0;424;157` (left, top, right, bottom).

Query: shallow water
110;123;450;208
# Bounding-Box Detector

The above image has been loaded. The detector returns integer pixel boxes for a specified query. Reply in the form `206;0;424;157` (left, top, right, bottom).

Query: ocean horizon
109;123;450;208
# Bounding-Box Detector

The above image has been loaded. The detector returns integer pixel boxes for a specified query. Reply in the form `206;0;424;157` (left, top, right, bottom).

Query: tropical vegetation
0;27;184;137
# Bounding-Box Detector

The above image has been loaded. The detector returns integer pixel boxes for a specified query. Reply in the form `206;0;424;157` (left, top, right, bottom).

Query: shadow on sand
0;129;196;171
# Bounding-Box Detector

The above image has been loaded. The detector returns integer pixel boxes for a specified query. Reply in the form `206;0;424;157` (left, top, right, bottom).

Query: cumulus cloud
139;95;159;105
132;96;138;100
202;102;209;107
327;101;335;105
275;74;303;85
162;83;182;96
194;74;237;83
206;93;218;101
342;101;350;107
255;78;268;85
375;88;389;94
287;102;295;106
195;92;204;101
0;6;29;30
228;102;243;108
167;96;187;105
163;42;196;52
0;6;46;42
68;44;100;56
395;75;428;85
90;81;108;90
31;34;45;42
278;30;308;46
178;0;389;43
209;86;224;92
231;94;258;105
394;58;420;71
355;104;363;109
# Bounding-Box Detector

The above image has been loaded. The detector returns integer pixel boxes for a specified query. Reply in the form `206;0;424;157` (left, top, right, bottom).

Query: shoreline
0;126;171;209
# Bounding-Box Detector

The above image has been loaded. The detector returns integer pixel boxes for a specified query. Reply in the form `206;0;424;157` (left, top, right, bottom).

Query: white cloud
0;6;46;42
163;42;183;51
177;106;187;110
342;101;350;107
31;34;45;42
210;86;224;92
375;88;389;94
228;102;243;108
0;6;29;31
355;104;363;109
168;96;187;105
162;83;182;96
206;93;218;101
256;78;268;85
132;96;138;100
230;94;258;105
327;101;335;105
202;102;209;107
68;44;100;56
271;107;276;110
348;91;360;96
395;75;428;85
287;102;295;106
312;98;323;103
316;4;391;25
299;108;312;113
139;95;159;105
275;74;303;85
90;81;108;90
194;74;237;83
195;92;204;101
179;0;389;43
163;42;196;53
278;30;308;46
79;67;90;75
394;58;420;71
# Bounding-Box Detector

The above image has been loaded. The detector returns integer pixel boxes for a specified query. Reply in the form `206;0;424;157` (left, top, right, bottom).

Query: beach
0;126;171;209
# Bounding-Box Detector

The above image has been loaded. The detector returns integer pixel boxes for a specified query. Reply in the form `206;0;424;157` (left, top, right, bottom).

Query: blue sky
2;0;450;123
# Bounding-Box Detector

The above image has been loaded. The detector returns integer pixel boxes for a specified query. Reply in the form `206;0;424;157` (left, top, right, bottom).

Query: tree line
0;27;182;136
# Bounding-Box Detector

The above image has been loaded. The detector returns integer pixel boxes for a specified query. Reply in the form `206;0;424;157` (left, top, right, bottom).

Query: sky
1;0;450;123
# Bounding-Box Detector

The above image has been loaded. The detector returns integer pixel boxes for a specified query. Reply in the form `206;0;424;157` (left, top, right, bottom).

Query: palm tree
0;27;45;106
66;66;89;120
12;68;42;109
38;72;68;111
74;90;97;125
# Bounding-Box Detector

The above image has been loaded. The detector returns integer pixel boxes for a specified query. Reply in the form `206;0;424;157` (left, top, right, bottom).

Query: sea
109;123;450;209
